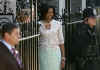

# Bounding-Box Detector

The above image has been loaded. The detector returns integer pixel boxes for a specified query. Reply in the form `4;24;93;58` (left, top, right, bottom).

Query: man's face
88;17;96;26
8;28;21;46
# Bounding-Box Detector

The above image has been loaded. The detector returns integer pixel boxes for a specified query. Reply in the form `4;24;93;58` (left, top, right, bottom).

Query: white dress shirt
1;40;14;54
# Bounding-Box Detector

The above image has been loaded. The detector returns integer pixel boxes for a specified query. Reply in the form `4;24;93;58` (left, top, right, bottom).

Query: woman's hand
61;57;66;69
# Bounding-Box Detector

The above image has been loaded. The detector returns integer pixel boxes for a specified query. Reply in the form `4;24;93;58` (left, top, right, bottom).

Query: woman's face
45;8;54;21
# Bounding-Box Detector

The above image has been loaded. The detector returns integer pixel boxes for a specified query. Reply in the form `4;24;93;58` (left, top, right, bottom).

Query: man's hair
1;23;19;37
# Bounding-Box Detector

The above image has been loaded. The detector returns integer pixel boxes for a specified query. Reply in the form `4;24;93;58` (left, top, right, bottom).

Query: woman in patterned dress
38;4;65;70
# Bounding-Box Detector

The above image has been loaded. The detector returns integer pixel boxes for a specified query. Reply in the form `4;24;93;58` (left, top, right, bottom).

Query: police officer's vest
86;26;99;57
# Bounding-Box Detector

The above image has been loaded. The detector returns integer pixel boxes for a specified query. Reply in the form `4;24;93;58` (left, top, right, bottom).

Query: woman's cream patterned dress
38;19;64;70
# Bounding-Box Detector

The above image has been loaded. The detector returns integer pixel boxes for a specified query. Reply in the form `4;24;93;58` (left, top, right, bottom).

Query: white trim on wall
59;0;65;16
82;0;86;10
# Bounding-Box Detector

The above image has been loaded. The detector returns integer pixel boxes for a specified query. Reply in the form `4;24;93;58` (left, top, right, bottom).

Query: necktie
11;48;23;68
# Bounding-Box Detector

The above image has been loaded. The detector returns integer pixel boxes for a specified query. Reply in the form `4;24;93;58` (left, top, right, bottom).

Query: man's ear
84;18;88;24
5;32;10;38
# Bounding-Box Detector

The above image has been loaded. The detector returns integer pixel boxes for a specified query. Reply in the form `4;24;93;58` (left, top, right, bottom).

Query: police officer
70;7;100;70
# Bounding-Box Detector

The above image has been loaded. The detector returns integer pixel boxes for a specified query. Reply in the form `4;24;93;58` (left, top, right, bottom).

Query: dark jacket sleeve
0;51;20;70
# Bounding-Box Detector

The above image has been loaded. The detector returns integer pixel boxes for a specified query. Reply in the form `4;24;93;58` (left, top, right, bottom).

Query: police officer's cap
83;7;96;19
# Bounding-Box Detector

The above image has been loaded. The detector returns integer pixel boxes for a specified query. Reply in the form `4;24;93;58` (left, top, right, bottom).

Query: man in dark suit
0;23;23;70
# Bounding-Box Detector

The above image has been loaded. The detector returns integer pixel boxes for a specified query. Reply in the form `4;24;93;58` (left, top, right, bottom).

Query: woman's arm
59;44;65;58
59;44;66;69
57;21;65;69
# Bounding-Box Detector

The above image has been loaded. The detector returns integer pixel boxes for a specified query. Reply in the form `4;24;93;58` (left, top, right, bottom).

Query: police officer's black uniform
70;8;100;70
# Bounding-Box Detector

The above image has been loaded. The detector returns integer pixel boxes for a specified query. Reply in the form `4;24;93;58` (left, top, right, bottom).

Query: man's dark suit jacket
0;41;23;70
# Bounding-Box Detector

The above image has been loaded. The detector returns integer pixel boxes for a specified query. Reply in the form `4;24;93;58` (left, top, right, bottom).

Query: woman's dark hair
40;4;56;20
